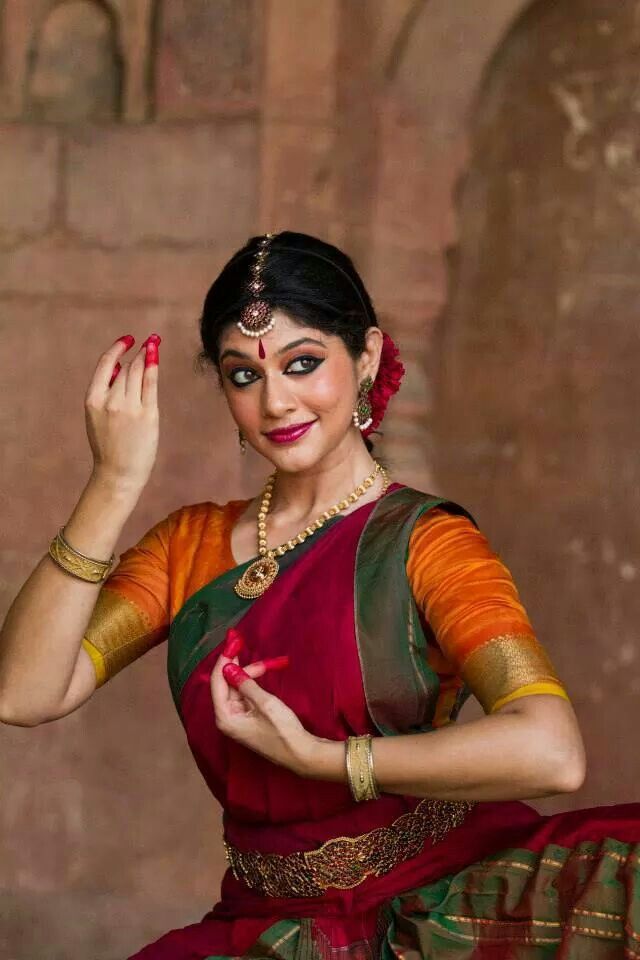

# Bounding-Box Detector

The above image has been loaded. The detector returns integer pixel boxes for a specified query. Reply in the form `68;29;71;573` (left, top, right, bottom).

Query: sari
81;483;640;959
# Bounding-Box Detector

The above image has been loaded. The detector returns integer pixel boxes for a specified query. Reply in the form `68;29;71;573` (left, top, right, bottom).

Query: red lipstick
264;419;317;444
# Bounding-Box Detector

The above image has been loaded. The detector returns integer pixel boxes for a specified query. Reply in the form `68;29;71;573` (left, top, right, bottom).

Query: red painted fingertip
260;656;290;672
116;335;135;349
108;362;121;387
145;341;159;367
223;627;244;659
222;663;250;689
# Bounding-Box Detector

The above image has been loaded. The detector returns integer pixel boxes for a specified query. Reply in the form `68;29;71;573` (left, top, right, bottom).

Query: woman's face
217;310;380;473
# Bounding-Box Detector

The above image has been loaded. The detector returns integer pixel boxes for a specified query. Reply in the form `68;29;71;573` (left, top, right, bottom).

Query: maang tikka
237;232;277;341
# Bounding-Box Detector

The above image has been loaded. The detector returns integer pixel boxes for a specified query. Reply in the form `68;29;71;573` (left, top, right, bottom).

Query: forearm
306;696;585;801
0;471;141;722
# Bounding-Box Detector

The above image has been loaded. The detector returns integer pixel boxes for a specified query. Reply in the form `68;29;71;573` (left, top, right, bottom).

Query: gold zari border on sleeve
82;588;154;686
462;633;567;714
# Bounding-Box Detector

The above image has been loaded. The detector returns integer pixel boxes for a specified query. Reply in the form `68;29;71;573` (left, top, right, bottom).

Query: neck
266;434;381;521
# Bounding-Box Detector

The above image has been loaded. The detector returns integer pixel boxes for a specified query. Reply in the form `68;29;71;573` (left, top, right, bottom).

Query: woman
1;231;639;959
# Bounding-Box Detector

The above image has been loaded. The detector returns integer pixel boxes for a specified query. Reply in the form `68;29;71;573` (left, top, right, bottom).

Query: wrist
60;472;141;561
89;468;146;502
296;735;346;783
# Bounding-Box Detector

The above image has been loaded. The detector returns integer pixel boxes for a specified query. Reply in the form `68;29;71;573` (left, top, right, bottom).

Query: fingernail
222;663;250;689
116;335;135;349
144;341;159;368
223;628;244;659
142;333;162;346
108;362;121;387
259;656;290;672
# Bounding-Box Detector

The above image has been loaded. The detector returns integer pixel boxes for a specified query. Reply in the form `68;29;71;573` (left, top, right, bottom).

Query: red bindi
258;338;266;359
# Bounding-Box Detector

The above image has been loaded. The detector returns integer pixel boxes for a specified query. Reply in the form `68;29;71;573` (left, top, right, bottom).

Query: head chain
234;234;376;338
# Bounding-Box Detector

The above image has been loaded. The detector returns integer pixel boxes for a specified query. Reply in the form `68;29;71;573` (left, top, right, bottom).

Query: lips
264;419;317;443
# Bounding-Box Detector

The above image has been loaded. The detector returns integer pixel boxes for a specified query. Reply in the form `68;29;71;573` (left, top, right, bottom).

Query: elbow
0;696;46;727
547;740;587;794
555;758;587;795
503;696;587;796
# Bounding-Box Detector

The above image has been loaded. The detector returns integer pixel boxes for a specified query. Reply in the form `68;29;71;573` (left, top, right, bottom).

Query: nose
260;372;297;421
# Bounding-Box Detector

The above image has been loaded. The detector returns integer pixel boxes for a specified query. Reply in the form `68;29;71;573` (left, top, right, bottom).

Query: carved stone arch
369;0;536;481
432;0;640;808
0;0;154;120
26;0;122;120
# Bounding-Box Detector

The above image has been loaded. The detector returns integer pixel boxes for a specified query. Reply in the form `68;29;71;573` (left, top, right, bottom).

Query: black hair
195;231;380;453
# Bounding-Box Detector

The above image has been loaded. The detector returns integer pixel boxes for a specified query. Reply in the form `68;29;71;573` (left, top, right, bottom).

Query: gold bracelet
47;527;115;584
345;734;380;802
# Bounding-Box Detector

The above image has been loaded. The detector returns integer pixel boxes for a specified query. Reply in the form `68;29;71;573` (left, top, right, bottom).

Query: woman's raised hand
84;334;160;492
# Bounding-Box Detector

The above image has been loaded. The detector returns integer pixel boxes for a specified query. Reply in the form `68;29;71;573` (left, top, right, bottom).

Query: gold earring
238;429;247;455
352;375;373;431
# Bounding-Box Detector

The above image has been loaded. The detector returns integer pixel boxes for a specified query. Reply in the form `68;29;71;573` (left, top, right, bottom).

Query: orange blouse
81;501;568;717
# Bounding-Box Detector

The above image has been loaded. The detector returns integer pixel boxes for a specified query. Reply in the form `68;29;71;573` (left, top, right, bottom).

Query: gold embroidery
446;916;562;928
434;915;627;945
462;633;566;713
268;926;301;952
427;919;561;946
569;925;623;940
224;797;474;898
82;588;157;684
476;857;536;872
572;908;624;921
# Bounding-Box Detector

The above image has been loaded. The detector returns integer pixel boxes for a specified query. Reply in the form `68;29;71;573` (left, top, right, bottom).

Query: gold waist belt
223;798;475;898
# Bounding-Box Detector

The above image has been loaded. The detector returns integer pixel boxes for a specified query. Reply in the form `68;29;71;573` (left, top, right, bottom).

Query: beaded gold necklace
234;461;390;598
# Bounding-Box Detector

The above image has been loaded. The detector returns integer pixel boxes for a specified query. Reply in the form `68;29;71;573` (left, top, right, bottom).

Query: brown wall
1;1;637;956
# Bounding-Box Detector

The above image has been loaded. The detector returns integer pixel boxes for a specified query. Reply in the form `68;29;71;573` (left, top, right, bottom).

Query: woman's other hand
210;627;318;776
84;334;160;493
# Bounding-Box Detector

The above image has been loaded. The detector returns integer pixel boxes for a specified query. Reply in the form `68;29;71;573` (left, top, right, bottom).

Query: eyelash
228;355;324;388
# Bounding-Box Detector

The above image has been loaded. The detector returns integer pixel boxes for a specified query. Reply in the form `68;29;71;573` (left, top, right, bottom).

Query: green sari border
353;486;476;737
167;515;344;711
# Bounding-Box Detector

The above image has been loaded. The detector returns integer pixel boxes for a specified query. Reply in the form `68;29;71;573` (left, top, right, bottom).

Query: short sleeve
406;507;570;713
81;512;174;687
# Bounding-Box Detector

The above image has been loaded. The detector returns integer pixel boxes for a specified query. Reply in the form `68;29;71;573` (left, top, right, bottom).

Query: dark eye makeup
226;355;324;388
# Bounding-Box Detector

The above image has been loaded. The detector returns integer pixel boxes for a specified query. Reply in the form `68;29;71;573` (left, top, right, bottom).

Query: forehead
218;309;331;356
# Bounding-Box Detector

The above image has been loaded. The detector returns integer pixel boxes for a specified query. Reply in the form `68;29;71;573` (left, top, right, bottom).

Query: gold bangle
346;734;380;802
47;527;115;584
366;734;380;800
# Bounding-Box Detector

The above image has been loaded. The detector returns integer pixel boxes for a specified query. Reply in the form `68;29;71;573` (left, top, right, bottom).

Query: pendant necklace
234;461;390;599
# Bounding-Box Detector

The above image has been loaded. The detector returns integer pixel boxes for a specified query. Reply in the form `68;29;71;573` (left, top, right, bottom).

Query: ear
356;326;383;383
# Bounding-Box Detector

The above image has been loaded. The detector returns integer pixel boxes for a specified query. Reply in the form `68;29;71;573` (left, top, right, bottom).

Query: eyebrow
219;337;327;363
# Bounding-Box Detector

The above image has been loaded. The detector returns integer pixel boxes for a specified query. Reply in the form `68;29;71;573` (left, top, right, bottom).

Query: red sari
81;484;640;959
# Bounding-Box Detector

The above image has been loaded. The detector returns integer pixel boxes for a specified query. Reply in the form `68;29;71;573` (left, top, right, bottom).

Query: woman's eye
229;367;258;387
286;356;323;374
227;356;323;387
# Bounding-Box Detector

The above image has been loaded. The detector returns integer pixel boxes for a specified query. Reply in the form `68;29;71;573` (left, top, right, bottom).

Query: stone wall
1;1;636;956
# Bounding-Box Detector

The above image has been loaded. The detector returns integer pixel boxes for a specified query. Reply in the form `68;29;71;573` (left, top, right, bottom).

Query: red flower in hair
363;331;405;437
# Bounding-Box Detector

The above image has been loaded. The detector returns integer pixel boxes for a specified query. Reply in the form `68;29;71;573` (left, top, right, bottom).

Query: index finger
87;335;136;404
140;336;160;409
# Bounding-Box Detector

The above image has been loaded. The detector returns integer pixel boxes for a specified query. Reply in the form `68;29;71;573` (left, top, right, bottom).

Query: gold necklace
234;461;390;599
